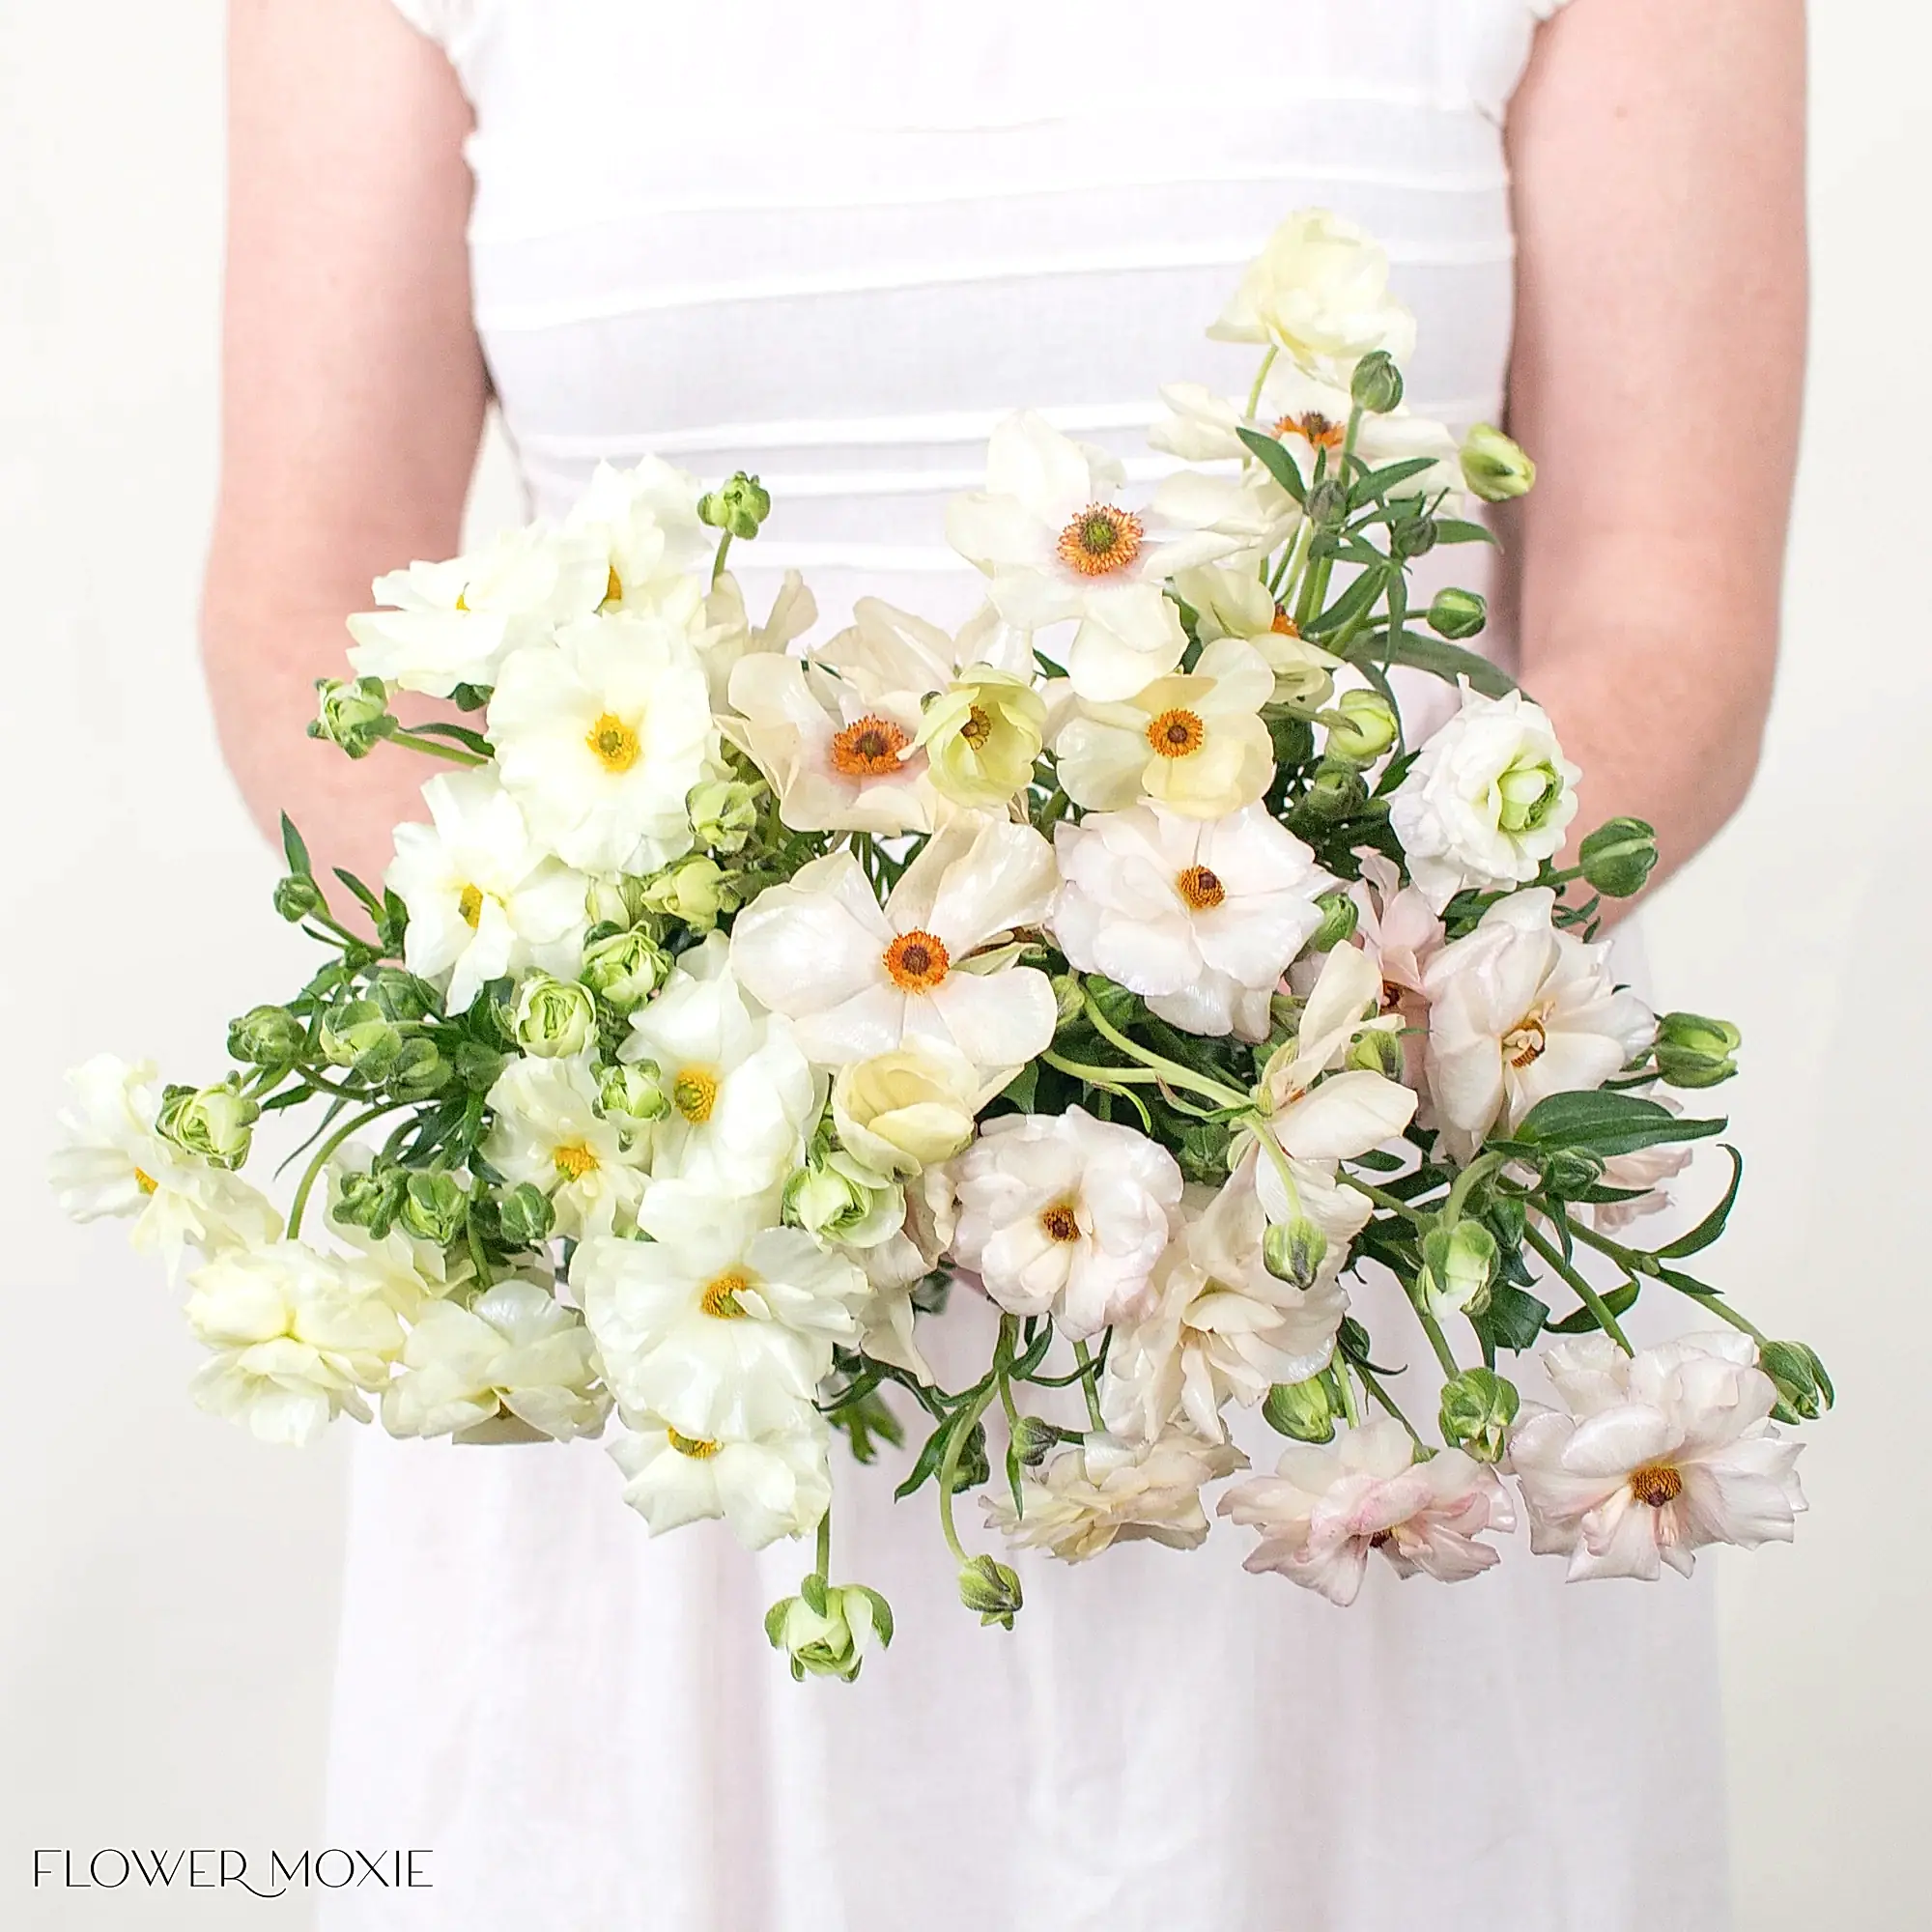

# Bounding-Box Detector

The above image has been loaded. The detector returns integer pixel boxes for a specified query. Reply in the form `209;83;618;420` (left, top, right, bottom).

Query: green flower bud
1346;1026;1405;1079
950;1420;990;1493
1461;423;1536;503
386;1037;452;1101
581;927;669;1013
1350;350;1406;415
1539;1145;1607;1199
1438;1367;1520;1463
1419;1220;1499;1320
781;1150;902;1246
273;874;326;923
956;1553;1024;1629
1049;971;1087;1027
696;469;773;541
1323;689;1399;765
1296;761;1368;823
1264;1216;1329;1291
455;1039;509;1094
1310;890;1360;952
599;1061;670;1126
1306;478;1350;530
687;778;760;856
512;975;596;1059
1427;587;1489;641
370;967;437;1022
765;1579;895;1683
640;856;731;931
331;1165;405;1237
585;876;652;929
1759;1341;1833;1426
1009;1415;1064;1468
400;1170;468;1248
1654;1011;1742;1090
1577;816;1660;899
1264;1376;1337;1443
156;1078;260;1171
319;999;386;1068
1389;511;1437;559
227;1003;305;1068
308;675;396;758
497;1180;556;1249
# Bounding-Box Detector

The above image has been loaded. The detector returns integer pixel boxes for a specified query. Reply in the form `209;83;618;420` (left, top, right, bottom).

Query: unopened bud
1264;1376;1337;1443
1438;1367;1520;1463
1654;1012;1741;1090
1296;761;1367;823
370;968;437;1022
1350;350;1406;416
228;1004;305;1068
1461;423;1536;503
1539;1146;1607;1198
157;1078;260;1171
1009;1415;1063;1467
765;1579;894;1684
686;778;759;855
1419;1220;1499;1320
950;1421;990;1492
1307;479;1350;530
1578;817;1660;899
455;1039;508;1094
320;1001;400;1078
1264;1217;1330;1290
497;1181;556;1249
1323;689;1398;765
1050;972;1087;1028
1346;1026;1404;1079
1310;890;1359;952
331;1165;405;1238
400;1170;467;1247
1389;511;1437;559
641;856;731;930
1427;587;1488;641
273;874;326;923
512;975;596;1059
581;928;668;1013
1759;1341;1833;1425
309;675;396;758
697;470;773;541
600;1061;670;1126
387;1037;451;1101
956;1553;1024;1629
585;876;651;928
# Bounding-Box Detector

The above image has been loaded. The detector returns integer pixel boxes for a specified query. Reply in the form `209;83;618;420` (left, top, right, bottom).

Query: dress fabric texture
327;4;1731;1928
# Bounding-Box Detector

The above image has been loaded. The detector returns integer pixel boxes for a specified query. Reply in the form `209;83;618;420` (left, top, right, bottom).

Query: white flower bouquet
56;210;1826;1680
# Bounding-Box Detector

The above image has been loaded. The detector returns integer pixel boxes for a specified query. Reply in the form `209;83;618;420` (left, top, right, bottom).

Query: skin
204;0;1806;912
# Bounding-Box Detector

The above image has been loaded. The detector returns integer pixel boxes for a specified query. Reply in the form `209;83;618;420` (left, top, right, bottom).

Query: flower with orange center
1056;502;1145;578
1273;411;1346;451
883;929;951;993
1145;707;1208;760
1176;865;1226;912
829;714;910;779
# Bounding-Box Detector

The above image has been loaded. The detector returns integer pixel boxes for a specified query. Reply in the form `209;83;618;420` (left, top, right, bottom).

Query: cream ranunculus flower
488;611;718;875
831;1042;999;1177
949;1105;1183;1338
621;932;817;1193
1208;207;1418;381
1389;681;1581;912
986;1429;1247;1562
729;819;1060;1071
1102;1169;1350;1444
1219;1418;1516;1604
51;1054;281;1279
382;1280;611;1442
1509;1332;1805;1581
1170;561;1341;711
1052;802;1334;1040
698;567;816;707
562;456;713;621
384;770;590;1014
1422;888;1657;1162
1052;638;1276;818
608;1407;832;1549
946;412;1264;702
345;523;608;698
483;1056;650;1240
185;1240;404;1446
914;667;1047;811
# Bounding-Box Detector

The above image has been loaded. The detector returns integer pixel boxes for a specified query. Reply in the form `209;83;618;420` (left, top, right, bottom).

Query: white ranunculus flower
986;1429;1247;1562
699;567;816;708
383;1279;610;1442
1052;638;1276;819
483;1057;650;1240
1422;887;1657;1162
1389;681;1581;912
1103;1169;1350;1444
1169;561;1342;709
489;610;718;875
608;1407;832;1548
830;1041;998;1177
51;1055;281;1279
621;932;817;1194
185;1240;404;1446
1052;803;1334;1040
730;819;1059;1071
1219;1417;1516;1605
950;1105;1183;1338
1593;1137;1694;1233
345;523;608;698
1510;1332;1805;1581
946;412;1264;702
1208;207;1418;381
563;456;712;621
577;1183;867;1439
384;769;590;1014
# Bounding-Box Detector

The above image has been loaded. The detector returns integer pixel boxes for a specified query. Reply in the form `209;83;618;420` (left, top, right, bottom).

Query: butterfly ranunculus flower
1220;1417;1516;1604
1509;1332;1806;1581
562;455;713;620
1422;887;1657;1162
729;818;1059;1071
608;1407;832;1548
1389;681;1581;912
986;1429;1247;1562
1052;801;1334;1040
949;1105;1184;1339
483;1056;650;1241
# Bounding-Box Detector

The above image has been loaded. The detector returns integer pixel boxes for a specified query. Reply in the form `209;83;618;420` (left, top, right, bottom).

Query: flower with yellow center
913;667;1046;811
483;1057;648;1241
607;1406;832;1549
1053;638;1276;819
563;454;713;624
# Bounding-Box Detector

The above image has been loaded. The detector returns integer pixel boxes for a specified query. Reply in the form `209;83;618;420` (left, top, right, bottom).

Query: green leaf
1512;1090;1726;1160
1546;1279;1641;1335
999;1063;1039;1112
1303;564;1388;640
894;1412;960;1502
1349;1149;1405;1173
1655;1145;1744;1260
1236;425;1306;504
280;813;312;878
1350;455;1440;504
854;1586;895;1648
1472;1283;1550;1352
1348;629;1516;698
333;868;385;924
1431;518;1500;547
406;720;494;756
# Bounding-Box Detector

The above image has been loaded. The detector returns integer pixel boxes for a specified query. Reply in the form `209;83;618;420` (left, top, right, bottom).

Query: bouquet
54;209;1827;1683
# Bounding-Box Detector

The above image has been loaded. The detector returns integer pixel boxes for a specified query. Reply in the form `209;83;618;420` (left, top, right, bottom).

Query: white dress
326;5;1731;1927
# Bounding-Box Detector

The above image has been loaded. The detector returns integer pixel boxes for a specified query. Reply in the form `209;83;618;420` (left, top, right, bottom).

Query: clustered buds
697;470;773;541
1654;1012;1742;1089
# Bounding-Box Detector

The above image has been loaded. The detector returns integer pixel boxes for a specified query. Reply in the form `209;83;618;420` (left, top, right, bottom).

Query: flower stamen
1503;1013;1548;1069
553;1141;599;1180
830;715;911;779
585;712;640;772
959;704;994;750
672;1068;720;1124
668;1427;721;1460
1274;411;1346;451
133;1167;158;1196
458;883;485;929
884;929;951;993
1177;865;1226;912
1057;503;1144;578
1039;1202;1081;1243
603;563;623;606
1630;1463;1685;1508
1271;606;1300;638
701;1270;750;1320
1147;708;1207;759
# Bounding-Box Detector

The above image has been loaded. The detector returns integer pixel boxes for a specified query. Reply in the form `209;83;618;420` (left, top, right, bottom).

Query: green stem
1071;1341;1106;1431
814;1503;833;1582
388;727;489;769
1248;1115;1306;1222
1563;1219;1770;1345
1444;1150;1506;1226
1079;996;1247;1109
711;529;733;587
1521;1221;1634;1354
1041;1049;1166;1089
935;1378;1000;1566
1412;1298;1462;1379
1354;1363;1422;1446
1243;345;1279;422
285;1100;412;1240
1343;1176;1433;1226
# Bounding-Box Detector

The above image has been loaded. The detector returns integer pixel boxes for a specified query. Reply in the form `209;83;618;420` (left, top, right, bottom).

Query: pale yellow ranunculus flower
914;668;1047;811
832;1044;994;1177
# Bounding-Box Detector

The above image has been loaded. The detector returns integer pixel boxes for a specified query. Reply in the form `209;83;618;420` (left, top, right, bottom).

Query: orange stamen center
1630;1463;1685;1508
1147;708;1207;759
1177;865;1226;912
1503;1013;1548;1069
830;715;910;779
1275;411;1346;450
1039;1202;1080;1243
1271;606;1300;638
883;929;950;993
1057;503;1144;578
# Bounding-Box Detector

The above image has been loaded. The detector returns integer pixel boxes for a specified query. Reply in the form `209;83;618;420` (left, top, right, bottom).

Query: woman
204;2;1804;1926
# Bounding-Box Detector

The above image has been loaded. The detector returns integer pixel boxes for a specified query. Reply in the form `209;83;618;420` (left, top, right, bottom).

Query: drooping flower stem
1078;995;1249;1110
1352;1362;1422;1447
1071;1340;1106;1431
1561;1218;1770;1346
1243;345;1279;423
1521;1222;1634;1354
285;1099;413;1241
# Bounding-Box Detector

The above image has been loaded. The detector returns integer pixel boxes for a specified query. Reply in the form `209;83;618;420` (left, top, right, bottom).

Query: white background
2;3;1925;1925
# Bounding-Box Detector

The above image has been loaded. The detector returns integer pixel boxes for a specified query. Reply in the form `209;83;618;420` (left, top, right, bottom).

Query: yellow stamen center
884;929;950;992
133;1167;158;1196
829;715;910;779
1057;503;1144;578
959;704;994;750
553;1142;599;1181
586;712;640;772
1039;1202;1081;1243
1503;1012;1548;1069
1147;707;1207;759
1177;865;1226;912
454;589;469;612
672;1069;719;1124
458;883;485;929
604;563;623;605
701;1270;750;1320
668;1427;721;1460
1630;1463;1685;1508
1274;411;1346;451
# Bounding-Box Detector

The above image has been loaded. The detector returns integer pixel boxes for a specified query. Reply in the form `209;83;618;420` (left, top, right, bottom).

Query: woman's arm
204;0;487;891
1506;0;1806;904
